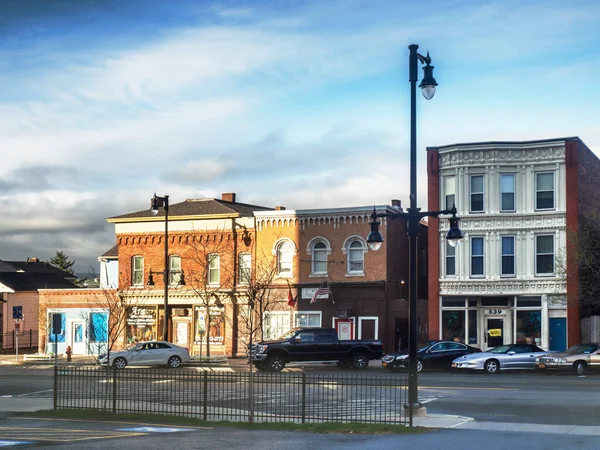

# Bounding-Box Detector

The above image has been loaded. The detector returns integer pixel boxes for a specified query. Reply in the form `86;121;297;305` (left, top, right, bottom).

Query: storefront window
126;307;156;344
195;307;225;344
516;310;541;345
468;310;478;345
264;312;290;340
442;310;465;343
295;312;321;327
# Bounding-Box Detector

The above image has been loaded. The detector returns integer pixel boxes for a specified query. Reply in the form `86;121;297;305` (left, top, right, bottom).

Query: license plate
452;363;457;368
382;362;388;367
538;363;546;369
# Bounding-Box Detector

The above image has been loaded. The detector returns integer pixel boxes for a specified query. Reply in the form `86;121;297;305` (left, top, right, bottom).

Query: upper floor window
536;235;554;275
347;239;365;275
131;256;143;285
470;237;484;277
500;173;515;212
470;175;484;213
309;238;330;275
501;236;515;276
169;255;182;285
276;240;295;277
446;242;456;276
208;254;220;285
535;172;555;210
444;176;456;210
238;253;251;284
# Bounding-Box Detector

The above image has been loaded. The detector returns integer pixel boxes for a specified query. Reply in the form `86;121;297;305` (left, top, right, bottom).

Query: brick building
427;137;600;351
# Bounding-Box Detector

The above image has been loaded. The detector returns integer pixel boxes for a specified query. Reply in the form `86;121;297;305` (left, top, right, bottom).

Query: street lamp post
366;44;463;425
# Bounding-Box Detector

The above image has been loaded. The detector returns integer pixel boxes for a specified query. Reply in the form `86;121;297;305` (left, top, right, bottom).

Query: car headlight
554;358;567;363
256;344;268;354
395;355;409;360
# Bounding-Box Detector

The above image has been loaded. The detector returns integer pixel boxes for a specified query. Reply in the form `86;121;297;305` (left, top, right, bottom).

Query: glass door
486;318;504;349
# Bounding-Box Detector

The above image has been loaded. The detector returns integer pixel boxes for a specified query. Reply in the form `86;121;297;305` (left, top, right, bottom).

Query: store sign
302;288;329;300
489;329;502;337
487;309;503;315
127;307;156;326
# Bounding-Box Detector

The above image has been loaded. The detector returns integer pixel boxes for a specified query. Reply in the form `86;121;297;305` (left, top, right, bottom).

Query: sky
1;0;599;274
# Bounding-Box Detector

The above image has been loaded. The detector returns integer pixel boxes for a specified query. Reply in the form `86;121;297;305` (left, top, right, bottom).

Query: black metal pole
407;43;420;414
163;195;169;342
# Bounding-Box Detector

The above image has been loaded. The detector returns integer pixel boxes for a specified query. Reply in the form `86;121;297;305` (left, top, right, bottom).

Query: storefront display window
468;310;478;345
195;307;225;344
126;307;156;344
442;310;465;343
516;310;541;345
264;312;290;340
295;312;321;328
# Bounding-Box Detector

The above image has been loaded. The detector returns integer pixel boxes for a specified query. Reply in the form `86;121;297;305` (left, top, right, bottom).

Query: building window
446;242;456;276
276;241;294;277
470;175;484;213
516;310;541;345
294;312;322;328
131;256;144;286
500;173;515;212
238;253;251;284
470;237;484;276
444;176;456;210
169;255;182;285
311;241;328;275
89;312;108;343
501;236;515;276
535;172;555;210
208;254;220;285
441;310;465;343
264;312;291;340
536;235;554;275
347;240;365;274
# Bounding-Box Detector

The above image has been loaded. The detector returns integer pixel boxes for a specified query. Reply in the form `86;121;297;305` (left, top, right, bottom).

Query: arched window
308;238;331;276
347;240;365;275
131;256;144;285
238;253;251;284
276;241;295;277
169;255;181;285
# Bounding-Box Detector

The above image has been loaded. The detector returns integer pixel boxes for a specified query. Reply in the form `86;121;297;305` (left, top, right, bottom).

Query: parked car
250;327;384;372
98;341;190;369
536;343;600;375
452;344;551;373
382;341;482;372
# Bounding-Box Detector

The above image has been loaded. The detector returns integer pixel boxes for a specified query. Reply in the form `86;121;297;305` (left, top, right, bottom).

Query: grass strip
19;409;428;434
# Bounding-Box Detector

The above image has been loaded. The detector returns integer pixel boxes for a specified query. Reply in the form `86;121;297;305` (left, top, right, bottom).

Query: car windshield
488;345;512;354
566;344;598;355
278;329;300;340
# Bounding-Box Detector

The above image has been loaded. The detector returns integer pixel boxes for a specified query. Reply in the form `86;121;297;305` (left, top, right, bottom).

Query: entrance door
486;318;504;349
174;321;190;347
71;321;86;355
549;318;567;351
334;318;354;340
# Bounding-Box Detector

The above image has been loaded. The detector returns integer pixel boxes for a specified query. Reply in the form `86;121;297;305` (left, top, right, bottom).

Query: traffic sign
12;306;22;320
14;322;20;331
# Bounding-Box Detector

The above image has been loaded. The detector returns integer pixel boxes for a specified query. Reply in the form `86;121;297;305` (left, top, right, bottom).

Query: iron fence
1;330;38;351
54;366;409;425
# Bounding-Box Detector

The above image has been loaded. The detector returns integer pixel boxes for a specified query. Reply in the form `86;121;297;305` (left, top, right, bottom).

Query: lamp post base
403;403;427;417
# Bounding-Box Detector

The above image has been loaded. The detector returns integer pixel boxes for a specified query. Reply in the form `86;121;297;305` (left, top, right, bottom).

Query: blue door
549;318;567;351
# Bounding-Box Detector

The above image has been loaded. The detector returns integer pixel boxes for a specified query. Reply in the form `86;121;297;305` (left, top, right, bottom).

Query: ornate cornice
438;145;565;170
438;215;566;234
440;278;566;296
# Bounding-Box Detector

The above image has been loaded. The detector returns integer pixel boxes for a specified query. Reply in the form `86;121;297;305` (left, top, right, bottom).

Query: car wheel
484;359;499;374
167;356;182;368
113;357;127;369
254;362;268;372
352;354;369;369
267;355;286;372
417;359;423;373
573;361;587;375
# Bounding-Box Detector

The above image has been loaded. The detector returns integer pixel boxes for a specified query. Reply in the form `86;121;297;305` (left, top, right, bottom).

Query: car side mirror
507;351;515;355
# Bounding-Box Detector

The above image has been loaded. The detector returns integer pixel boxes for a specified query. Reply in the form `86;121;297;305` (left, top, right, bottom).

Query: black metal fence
1;330;38;351
55;366;409;425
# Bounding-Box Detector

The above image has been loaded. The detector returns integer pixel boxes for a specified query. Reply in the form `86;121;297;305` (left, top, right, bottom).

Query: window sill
275;274;293;279
309;273;329;278
500;275;516;278
345;272;365;277
534;208;556;212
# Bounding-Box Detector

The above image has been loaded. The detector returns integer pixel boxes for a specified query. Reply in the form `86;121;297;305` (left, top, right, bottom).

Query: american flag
310;285;330;304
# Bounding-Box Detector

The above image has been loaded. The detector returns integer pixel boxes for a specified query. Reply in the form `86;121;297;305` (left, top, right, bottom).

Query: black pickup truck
250;327;384;372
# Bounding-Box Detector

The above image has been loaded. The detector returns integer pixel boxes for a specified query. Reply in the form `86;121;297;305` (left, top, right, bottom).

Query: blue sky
1;0;599;272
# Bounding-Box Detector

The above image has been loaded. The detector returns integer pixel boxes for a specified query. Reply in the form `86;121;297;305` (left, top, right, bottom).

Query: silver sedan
452;344;552;373
99;341;190;369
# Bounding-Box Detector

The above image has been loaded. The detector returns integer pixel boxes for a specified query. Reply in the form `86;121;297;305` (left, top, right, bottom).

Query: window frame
276;240;295;277
500;173;516;212
131;256;144;286
444;176;456;211
294;311;322;328
310;239;329;276
535;172;555;211
347;239;365;275
238;252;252;285
470;175;485;213
500;235;516;277
535;234;555;276
470;236;485;277
207;253;220;285
168;255;182;285
445;242;456;277
263;311;291;340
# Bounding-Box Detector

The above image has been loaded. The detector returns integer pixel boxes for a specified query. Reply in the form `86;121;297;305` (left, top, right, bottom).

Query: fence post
112;367;117;414
12;330;15;350
301;373;306;424
203;371;208;421
53;364;58;410
30;329;32;347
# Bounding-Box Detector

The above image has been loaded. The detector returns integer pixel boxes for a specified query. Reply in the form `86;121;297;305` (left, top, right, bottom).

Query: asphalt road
2;365;600;426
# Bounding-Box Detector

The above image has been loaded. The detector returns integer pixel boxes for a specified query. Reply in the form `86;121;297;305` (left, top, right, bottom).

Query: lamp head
147;273;155;286
150;194;159;216
366;208;384;251
178;270;186;286
446;215;463;247
419;61;438;100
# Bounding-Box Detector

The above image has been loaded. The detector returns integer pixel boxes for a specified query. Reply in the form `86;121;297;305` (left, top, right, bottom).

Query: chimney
391;199;401;207
27;257;39;263
275;206;286;210
221;193;236;203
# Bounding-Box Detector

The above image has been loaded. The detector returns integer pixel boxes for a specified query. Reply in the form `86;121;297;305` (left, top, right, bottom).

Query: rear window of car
567;344;598;355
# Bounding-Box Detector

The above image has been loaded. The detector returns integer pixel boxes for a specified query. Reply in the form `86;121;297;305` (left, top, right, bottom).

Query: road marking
118;426;194;433
0;441;34;447
12;417;213;430
420;386;518;391
17;390;53;397
0;427;144;443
